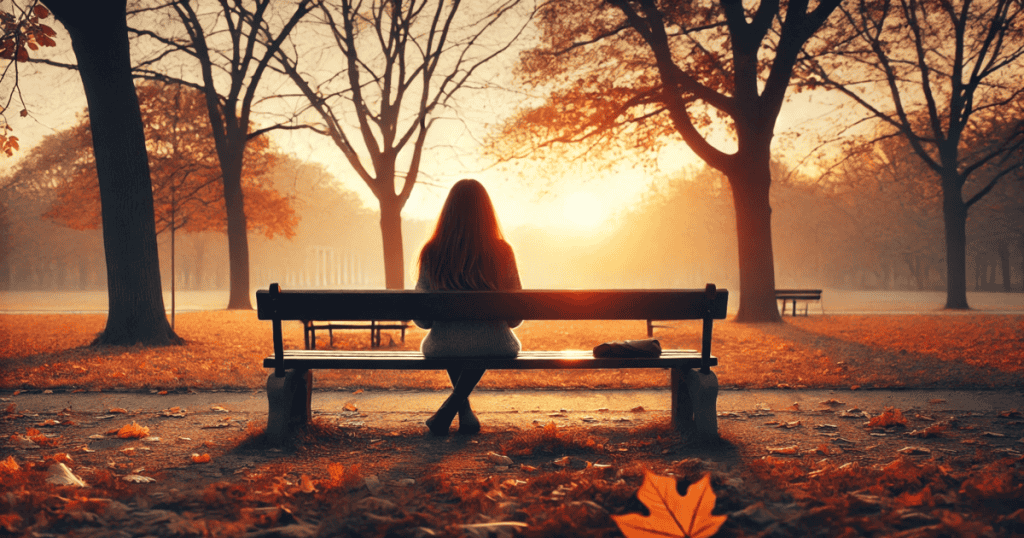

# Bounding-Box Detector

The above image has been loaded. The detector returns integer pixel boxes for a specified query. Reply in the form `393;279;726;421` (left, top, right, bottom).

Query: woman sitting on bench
415;179;523;435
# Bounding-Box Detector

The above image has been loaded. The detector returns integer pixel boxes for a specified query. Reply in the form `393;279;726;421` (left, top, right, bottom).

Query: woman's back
413;179;522;358
414;240;522;357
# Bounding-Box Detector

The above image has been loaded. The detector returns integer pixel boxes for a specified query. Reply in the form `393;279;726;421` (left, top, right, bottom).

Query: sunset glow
561;191;610;230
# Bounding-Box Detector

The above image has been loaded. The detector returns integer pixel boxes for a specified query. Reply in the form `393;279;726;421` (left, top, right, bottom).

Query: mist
3;146;1021;314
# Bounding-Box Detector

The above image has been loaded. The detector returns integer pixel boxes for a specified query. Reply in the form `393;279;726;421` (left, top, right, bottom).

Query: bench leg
266;369;313;445
671;368;719;441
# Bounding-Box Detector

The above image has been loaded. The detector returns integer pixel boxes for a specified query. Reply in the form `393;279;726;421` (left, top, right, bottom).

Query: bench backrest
257;284;728;322
775;289;822;297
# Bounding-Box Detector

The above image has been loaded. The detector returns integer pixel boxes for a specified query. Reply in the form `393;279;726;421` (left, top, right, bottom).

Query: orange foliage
0;3;57;156
37;81;295;239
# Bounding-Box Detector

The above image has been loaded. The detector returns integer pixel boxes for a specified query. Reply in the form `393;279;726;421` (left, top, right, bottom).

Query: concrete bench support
671;367;719;440
266;369;312;445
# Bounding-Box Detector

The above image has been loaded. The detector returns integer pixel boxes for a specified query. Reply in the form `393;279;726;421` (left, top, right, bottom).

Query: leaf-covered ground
1;312;1022;537
1;311;1022;391
1;398;1022;537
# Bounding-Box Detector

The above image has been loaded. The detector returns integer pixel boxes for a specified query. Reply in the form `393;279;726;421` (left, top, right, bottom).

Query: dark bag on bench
593;339;662;358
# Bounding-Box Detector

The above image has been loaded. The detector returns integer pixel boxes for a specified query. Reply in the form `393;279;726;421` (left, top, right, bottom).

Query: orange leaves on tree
0;3;56;63
612;472;727;538
39;81;295;240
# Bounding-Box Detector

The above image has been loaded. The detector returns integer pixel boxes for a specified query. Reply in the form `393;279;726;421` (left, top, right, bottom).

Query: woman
415;179;522;435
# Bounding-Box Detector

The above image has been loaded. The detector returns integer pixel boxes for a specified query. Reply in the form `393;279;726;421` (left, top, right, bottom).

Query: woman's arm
504;243;523;329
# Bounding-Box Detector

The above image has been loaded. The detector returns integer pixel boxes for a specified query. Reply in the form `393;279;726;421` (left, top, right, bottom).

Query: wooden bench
776;289;823;316
302;319;409;349
257;283;729;445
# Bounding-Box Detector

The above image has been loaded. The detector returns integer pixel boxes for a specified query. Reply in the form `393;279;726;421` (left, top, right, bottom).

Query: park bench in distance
775;288;823;316
302;319;409;349
256;283;729;445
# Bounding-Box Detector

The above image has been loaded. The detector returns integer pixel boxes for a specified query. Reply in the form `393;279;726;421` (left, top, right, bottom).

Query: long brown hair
419;179;514;290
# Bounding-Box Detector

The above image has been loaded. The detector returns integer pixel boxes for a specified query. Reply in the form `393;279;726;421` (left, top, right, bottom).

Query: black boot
426;393;464;436
458;399;481;435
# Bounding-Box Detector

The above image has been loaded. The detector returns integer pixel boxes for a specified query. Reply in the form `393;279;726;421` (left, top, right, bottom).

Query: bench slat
262;349;716;370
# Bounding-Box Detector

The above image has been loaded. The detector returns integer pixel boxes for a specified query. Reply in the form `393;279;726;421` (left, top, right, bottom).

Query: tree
489;0;843;321
824;135;946;290
0;0;58;156
35;81;297;244
271;0;531;289
123;0;315;309
800;0;1024;309
36;0;180;345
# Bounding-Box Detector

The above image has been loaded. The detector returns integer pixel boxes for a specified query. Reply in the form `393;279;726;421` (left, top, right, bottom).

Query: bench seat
263;349;717;371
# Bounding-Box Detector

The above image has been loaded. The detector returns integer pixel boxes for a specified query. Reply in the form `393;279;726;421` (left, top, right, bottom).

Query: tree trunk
727;161;782;322
45;0;181;345
221;145;252;309
941;175;970;309
379;198;405;289
998;242;1011;292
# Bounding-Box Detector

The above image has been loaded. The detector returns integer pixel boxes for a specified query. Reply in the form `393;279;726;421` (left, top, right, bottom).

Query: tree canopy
8;81;297;240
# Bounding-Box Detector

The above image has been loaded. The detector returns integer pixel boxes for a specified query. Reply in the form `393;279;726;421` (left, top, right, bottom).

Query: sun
561;191;608;230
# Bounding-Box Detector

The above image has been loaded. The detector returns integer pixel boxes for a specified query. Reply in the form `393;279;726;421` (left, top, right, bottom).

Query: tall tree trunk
998;242;1011;292
221;144;251;309
46;0;180;345
941;174;970;309
379;198;405;289
727;160;782;322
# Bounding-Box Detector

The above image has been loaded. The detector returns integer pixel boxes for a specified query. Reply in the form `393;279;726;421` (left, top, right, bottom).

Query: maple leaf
612;472;727;538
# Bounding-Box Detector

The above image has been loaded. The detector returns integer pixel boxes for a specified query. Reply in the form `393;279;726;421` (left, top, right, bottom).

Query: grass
1;310;1022;391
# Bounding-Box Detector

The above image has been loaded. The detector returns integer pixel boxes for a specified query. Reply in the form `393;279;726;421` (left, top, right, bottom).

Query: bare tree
128;0;315;308
801;0;1024;309
271;0;531;289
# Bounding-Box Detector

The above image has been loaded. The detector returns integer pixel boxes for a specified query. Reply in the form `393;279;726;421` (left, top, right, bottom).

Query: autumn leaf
191;453;211;463
115;422;150;439
612;471;727;538
867;407;908;428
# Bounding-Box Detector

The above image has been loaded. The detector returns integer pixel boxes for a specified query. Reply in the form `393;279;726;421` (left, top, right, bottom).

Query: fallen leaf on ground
1;456;19;472
612;472;726;538
46;463;87;487
115;422;150;439
191;453;211;463
767;446;799;455
299;474;317;493
123;475;156;483
867;407;908;428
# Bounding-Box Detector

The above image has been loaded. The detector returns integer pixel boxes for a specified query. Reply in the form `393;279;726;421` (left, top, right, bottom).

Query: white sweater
413;259;523;358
